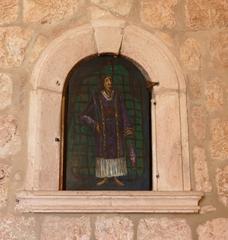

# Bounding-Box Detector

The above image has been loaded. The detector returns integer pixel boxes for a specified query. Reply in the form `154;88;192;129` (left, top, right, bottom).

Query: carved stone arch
19;19;202;213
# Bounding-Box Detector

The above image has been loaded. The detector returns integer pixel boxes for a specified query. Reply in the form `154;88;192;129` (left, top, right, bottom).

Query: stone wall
0;0;227;239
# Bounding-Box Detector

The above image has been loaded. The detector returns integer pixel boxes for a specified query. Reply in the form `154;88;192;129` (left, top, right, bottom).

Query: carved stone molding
0;163;10;207
20;19;203;213
16;191;203;213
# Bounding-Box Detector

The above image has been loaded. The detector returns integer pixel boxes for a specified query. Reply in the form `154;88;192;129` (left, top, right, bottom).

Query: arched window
62;55;152;190
16;23;203;213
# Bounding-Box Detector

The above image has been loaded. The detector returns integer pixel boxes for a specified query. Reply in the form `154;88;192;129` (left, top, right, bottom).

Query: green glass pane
80;168;88;176
136;158;143;168
65;55;151;190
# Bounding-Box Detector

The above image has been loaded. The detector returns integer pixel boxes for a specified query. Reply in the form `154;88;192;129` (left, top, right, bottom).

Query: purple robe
80;90;133;177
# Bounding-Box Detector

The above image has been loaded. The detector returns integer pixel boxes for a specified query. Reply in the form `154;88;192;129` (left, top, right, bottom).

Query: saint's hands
96;123;101;133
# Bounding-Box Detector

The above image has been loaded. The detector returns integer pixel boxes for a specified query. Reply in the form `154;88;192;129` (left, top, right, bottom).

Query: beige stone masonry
216;165;228;207
91;0;133;16
28;35;49;63
200;205;216;214
140;0;177;29
205;78;224;113
0;163;11;208
193;146;212;192
187;73;202;100
0;73;13;110
34;25;96;92
23;0;82;24
210;32;228;67
0;115;21;158
191;106;206;142
0;215;37;240
180;38;201;71
0;27;32;68
138;217;192;240
154;92;183;190
17;20;202;213
197;218;228;240
91;18;125;54
89;6;113;20
95;216;133;240
36;89;62;190
0;0;19;26
185;0;228;30
210;118;228;161
41;216;91;240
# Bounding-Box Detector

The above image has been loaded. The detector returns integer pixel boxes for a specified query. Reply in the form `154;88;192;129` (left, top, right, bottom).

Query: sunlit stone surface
41;216;91;240
0;73;13;110
95;216;134;240
216;165;228;207
180;38;201;70
23;0;83;24
140;0;177;29
0;27;32;67
193;146;212;192
210;119;228;161
197;218;228;240
138;217;192;240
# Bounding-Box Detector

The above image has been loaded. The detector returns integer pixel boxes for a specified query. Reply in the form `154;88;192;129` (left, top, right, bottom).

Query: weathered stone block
193;146;212;192
23;0;82;24
89;6;112;20
0;163;10;208
180;38;201;70
191;106;206;141
156;93;183;190
200;205;216;214
0;216;37;240
185;0;228;29
140;0;177;29
36;90;62;190
0;73;13;110
205;78;224;112
197;218;228;240
0;0;19;25
91;0;133;16
185;0;211;30
210;119;228;161
216;165;228;207
35;25;96;93
211;32;228;67
210;0;228;28
154;31;175;48
28;35;48;63
0;115;21;158
187;73;202;99
0;27;32;67
95;216;133;240
41;216;91;240
138;217;192;240
92;18;125;54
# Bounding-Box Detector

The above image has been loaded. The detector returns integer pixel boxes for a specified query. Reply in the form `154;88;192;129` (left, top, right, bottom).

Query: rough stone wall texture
0;0;227;239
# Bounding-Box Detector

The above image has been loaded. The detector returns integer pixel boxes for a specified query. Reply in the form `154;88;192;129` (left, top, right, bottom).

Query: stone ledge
16;191;203;213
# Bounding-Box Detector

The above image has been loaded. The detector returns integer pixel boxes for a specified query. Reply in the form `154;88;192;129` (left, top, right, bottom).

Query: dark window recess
62;54;152;190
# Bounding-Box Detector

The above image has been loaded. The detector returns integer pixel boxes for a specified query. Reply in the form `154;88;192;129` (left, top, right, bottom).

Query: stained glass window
63;55;152;190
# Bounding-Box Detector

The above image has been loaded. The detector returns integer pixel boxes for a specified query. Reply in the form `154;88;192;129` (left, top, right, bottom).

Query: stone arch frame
17;19;203;213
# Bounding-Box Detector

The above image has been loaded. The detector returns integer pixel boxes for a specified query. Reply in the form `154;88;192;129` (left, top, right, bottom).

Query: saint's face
103;77;112;92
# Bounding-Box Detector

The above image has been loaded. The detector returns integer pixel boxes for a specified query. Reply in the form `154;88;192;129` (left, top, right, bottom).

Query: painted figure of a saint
80;76;136;186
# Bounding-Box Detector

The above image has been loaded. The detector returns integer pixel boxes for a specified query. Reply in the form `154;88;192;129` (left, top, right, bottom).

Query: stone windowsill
16;191;203;213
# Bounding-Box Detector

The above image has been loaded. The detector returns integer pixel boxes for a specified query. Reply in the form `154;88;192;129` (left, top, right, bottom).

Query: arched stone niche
16;19;203;213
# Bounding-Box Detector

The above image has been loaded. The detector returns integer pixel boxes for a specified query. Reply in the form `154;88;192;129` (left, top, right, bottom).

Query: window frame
16;20;203;213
